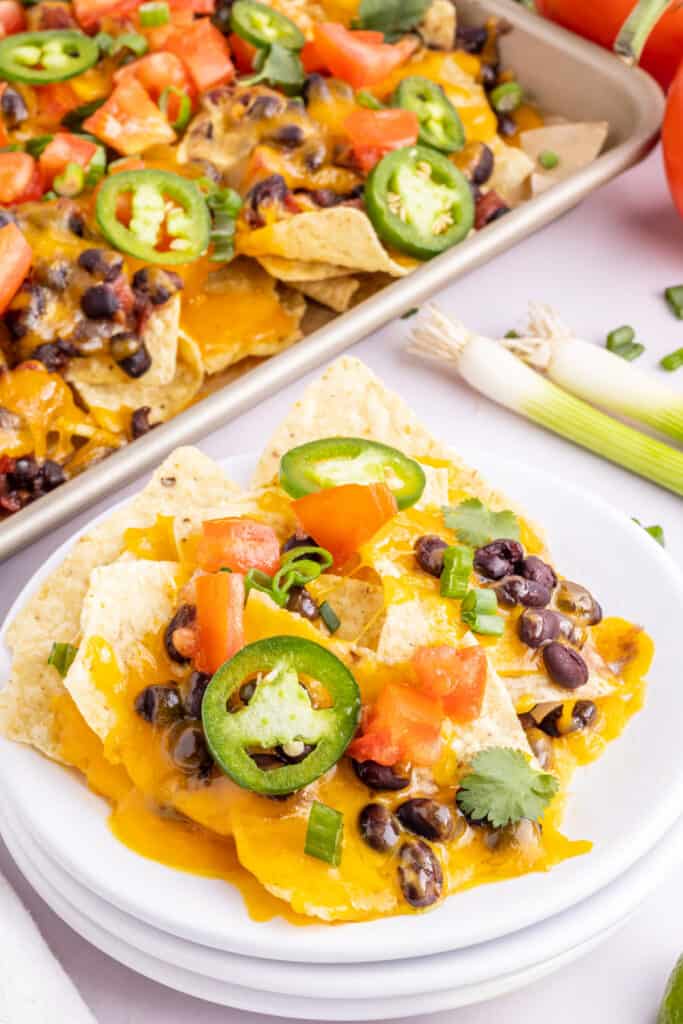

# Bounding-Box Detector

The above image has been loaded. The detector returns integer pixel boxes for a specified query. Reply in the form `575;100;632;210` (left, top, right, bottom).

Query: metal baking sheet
0;0;664;560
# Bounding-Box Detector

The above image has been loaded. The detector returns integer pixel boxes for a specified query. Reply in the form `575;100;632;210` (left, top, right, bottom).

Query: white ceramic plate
0;793;652;1021
2;449;682;965
3;783;681;1007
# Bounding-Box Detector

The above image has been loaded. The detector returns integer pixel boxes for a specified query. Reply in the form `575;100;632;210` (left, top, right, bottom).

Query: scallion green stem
305;801;343;865
409;307;683;498
614;0;674;63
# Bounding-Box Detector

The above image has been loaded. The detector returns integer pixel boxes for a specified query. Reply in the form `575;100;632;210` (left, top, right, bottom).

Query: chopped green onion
159;86;191;132
410;307;683;496
606;324;644;362
47;642;78;677
43;190;57;201
84;143;107;187
538;149;559;170
490;81;523;114
660;348;683;372
440;546;473;599
356;89;383;110
504;329;520;339
244;567;288;606
632;518;666;547
271;546;332;603
320;601;341;634
501;302;683;445
139;0;170;25
400;307;419;319
94;31;114;54
665;285;683;320
461;587;504;636
53;161;85;197
25;134;53;157
304;801;343;865
111;32;149;57
205;186;243;262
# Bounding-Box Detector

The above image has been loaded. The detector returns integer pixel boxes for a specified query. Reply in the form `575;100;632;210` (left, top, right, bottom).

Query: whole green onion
410;306;683;497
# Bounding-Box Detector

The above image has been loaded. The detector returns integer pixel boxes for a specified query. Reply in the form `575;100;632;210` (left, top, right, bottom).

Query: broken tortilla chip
238;208;410;277
256;255;351;282
520;122;609;196
290;275;360;313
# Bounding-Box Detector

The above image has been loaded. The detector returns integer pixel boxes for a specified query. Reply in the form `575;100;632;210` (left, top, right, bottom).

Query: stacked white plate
2;449;682;1019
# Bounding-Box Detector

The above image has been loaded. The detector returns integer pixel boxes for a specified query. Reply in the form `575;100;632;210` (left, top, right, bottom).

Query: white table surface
1;145;682;1024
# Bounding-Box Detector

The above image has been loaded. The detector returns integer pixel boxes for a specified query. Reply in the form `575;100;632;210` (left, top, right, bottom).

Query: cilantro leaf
456;748;559;828
354;0;430;37
443;498;520;548
243;44;304;95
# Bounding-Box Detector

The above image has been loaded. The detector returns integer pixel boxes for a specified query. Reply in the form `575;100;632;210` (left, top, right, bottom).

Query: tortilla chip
67;308;203;425
520;122;609;196
0;448;241;760
173;486;298;556
290;276;360;313
139;294;181;387
307;574;385;648
256;255;351;282
239;208;410;277
488;136;534;207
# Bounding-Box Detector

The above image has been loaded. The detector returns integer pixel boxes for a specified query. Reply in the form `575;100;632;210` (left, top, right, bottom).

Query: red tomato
229;31;257;73
663;61;683;218
0;222;32;316
38;132;97;185
292;483;397;569
0;152;38;203
0;0;26;35
536;0;683;92
348;683;443;767
344;107;419;172
34;81;80;124
83;77;175;154
310;23;417;89
412;645;487;723
195;571;245;675
161;18;234;92
196;519;281;576
115;50;193;101
73;0;138;31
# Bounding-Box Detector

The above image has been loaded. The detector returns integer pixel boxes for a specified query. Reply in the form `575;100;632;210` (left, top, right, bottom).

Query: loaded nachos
0;358;652;922
0;0;608;516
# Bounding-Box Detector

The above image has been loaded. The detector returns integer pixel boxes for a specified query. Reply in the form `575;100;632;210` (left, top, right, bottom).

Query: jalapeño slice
95;169;210;265
230;0;305;51
393;76;465;154
279;437;426;510
202;636;361;796
0;30;99;84
365;145;474;259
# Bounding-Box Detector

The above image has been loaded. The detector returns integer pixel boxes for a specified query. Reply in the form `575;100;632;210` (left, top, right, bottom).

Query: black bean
517;556;557;591
397;798;456;842
485;818;541;853
303;144;326;173
29;341;75;373
77;248;123;280
496;575;551;608
475;190;510;228
269;123;305;148
0;210;17;228
474;539;523;580
248;94;284;119
518;608;561;649
286;585;320;621
480;63;498;90
40;460;65;491
459;141;494;185
542;642;589;690
211;0;234;34
303;187;340;207
353;759;410;791
9;457;39;488
302;73;330;105
359;803;400;852
135;684;184;725
131;406;153;439
167;720;212;775
525;726;554;769
282;531;318;553
132;266;183;305
67;210;86;237
185;671;211;719
497;113;517;137
81;283;120;319
557;614;587;649
164;604;196;664
246;175;288;221
414;535;448;577
398;840;443;908
457;25;488;53
41;261;72;292
555;581;602;626
1;86;28;126
119;341;152;379
539;699;598;738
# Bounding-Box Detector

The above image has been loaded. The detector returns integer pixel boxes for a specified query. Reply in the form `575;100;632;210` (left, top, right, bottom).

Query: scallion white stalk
409;306;683;497
503;303;683;445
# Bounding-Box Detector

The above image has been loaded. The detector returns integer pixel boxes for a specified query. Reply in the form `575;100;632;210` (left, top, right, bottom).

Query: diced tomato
0;0;26;36
348;683;443;767
292;483;397;569
196;519;281;576
344;108;419;173
160;19;234;92
195;571;245;675
0;152;39;204
229;31;257;74
83;76;175;155
309;23;417;89
114;50;193;102
26;1;76;29
0;223;32;316
73;0;138;31
302;27;385;72
413;645;487;723
38;132;97;185
34;81;80;124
